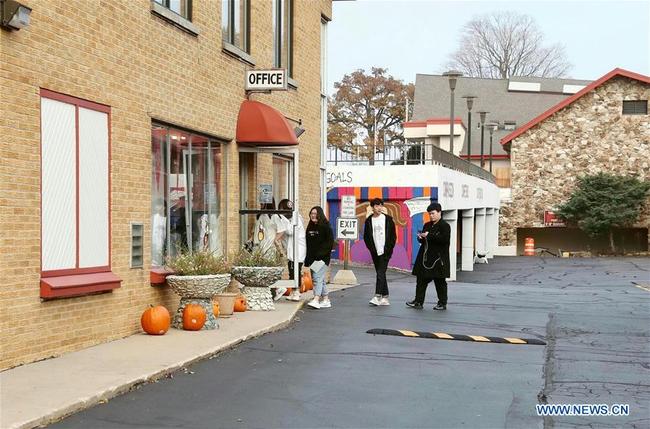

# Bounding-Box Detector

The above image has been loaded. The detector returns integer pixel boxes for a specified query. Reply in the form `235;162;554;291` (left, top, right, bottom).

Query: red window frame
39;89;121;298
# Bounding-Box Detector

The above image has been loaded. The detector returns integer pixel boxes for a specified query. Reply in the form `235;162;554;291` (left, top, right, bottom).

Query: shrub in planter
166;250;231;330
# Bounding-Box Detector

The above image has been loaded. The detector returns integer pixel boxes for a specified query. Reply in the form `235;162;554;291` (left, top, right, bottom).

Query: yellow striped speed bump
366;328;546;345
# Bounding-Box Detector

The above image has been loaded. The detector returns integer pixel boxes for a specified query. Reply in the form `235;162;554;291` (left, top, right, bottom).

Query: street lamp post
478;111;489;169
462;95;476;162
487;122;498;173
443;70;463;155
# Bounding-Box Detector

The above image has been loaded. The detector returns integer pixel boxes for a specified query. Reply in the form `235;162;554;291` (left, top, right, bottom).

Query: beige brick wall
500;76;650;247
0;0;332;370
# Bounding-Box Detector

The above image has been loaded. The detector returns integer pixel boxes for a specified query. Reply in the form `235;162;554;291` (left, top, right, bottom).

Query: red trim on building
500;68;650;146
75;103;80;269
150;267;175;285
39;89;117;298
40;272;122;299
403;117;467;130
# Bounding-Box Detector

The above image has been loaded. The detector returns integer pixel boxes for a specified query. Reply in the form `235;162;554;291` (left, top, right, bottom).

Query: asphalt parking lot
51;256;650;429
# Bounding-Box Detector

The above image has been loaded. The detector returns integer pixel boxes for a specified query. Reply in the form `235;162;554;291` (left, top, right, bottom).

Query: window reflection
151;125;223;266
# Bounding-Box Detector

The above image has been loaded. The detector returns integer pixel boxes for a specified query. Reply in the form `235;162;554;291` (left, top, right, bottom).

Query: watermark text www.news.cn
536;403;630;416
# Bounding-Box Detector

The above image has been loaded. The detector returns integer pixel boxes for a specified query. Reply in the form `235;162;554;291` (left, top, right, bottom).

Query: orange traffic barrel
524;237;535;256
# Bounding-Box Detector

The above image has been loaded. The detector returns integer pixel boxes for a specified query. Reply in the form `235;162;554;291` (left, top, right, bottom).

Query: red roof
236;100;298;146
500;68;650;146
403;117;466;130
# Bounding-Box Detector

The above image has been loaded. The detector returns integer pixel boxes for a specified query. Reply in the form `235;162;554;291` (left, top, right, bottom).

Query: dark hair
308;206;328;225
427;202;442;213
278;199;293;219
370;198;384;207
257;199;276;220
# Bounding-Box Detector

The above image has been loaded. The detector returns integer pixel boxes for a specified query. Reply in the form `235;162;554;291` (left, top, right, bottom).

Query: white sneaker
319;299;332;308
369;296;381;306
379;297;390;306
307;298;320;309
274;287;287;301
286;291;301;301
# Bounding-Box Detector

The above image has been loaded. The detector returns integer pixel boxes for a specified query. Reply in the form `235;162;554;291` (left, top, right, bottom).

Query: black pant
287;261;303;287
415;276;447;305
372;254;389;296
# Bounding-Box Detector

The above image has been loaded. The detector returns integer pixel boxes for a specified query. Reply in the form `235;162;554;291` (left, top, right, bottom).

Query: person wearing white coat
275;199;306;301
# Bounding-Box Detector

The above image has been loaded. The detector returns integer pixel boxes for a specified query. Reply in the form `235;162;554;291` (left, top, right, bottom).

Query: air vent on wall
131;223;143;268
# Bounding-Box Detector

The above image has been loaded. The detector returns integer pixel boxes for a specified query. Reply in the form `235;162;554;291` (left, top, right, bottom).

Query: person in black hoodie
363;198;397;306
407;202;451;310
304;206;334;309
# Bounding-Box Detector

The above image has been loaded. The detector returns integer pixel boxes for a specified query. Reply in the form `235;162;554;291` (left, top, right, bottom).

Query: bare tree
328;67;414;164
447;12;571;79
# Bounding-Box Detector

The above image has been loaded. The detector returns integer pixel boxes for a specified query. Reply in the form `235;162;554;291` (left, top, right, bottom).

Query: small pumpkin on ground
212;301;220;318
141;305;171;335
234;295;247;312
301;271;313;292
182;304;206;331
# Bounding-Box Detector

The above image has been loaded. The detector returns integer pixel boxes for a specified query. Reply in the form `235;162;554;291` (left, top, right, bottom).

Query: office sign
245;69;287;91
340;195;356;218
336;218;358;240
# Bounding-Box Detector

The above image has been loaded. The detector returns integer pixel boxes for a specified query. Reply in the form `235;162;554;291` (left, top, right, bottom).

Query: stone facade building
0;0;332;370
499;69;650;252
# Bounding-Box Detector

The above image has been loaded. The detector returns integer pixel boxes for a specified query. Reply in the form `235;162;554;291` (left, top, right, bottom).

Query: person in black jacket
407;202;451;310
363;198;397;306
304;206;334;309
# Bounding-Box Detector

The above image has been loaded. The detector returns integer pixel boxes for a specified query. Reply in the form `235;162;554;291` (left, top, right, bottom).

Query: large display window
151;124;225;266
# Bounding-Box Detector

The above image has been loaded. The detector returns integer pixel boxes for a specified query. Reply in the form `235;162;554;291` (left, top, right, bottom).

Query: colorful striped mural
327;187;438;270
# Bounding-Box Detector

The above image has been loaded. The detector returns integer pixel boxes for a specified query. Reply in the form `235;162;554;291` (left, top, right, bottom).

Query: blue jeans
311;264;328;297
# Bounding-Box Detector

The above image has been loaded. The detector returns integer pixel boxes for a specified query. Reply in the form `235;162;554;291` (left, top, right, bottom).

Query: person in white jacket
275;199;306;301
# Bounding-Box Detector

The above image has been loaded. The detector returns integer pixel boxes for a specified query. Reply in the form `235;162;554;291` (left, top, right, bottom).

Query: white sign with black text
245;69;287;91
336;218;358;240
340;195;356;218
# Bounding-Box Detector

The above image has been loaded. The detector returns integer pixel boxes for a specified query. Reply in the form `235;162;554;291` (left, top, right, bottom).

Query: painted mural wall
326;165;500;270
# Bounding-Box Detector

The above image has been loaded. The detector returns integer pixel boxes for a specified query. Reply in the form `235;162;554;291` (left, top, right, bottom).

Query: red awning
236;100;298;146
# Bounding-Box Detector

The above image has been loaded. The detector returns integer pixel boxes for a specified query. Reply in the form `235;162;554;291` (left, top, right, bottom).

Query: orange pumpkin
182;304;206;331
141;305;171;335
212;301;220;318
234;296;247;312
301;271;313;292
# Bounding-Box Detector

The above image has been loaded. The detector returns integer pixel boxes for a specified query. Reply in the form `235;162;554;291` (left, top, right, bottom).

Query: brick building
0;0;332;370
499;69;650;253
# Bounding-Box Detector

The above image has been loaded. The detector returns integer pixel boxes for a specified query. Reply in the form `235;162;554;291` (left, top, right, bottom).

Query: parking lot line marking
366;329;546;345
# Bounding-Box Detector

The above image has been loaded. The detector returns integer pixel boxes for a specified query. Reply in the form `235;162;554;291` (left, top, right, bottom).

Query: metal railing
327;142;496;184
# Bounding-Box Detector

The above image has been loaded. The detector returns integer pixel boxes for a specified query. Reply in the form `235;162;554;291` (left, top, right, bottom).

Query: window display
151;124;224;266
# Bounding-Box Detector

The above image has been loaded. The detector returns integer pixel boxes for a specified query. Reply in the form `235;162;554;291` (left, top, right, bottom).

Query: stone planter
166;274;231;330
231;266;283;311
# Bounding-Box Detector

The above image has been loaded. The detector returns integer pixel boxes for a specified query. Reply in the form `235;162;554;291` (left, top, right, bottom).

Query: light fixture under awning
236;100;298;146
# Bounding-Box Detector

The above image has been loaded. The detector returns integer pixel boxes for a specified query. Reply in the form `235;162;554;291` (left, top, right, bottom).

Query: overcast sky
327;0;650;94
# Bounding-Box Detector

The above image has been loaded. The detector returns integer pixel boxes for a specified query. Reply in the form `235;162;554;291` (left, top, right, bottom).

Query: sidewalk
1;281;357;429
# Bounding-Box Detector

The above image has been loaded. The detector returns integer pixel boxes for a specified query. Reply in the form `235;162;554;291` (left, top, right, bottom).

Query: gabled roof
500;68;650;146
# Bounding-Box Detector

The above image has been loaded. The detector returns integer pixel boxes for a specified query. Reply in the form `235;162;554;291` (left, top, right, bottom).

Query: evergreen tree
557;173;650;252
